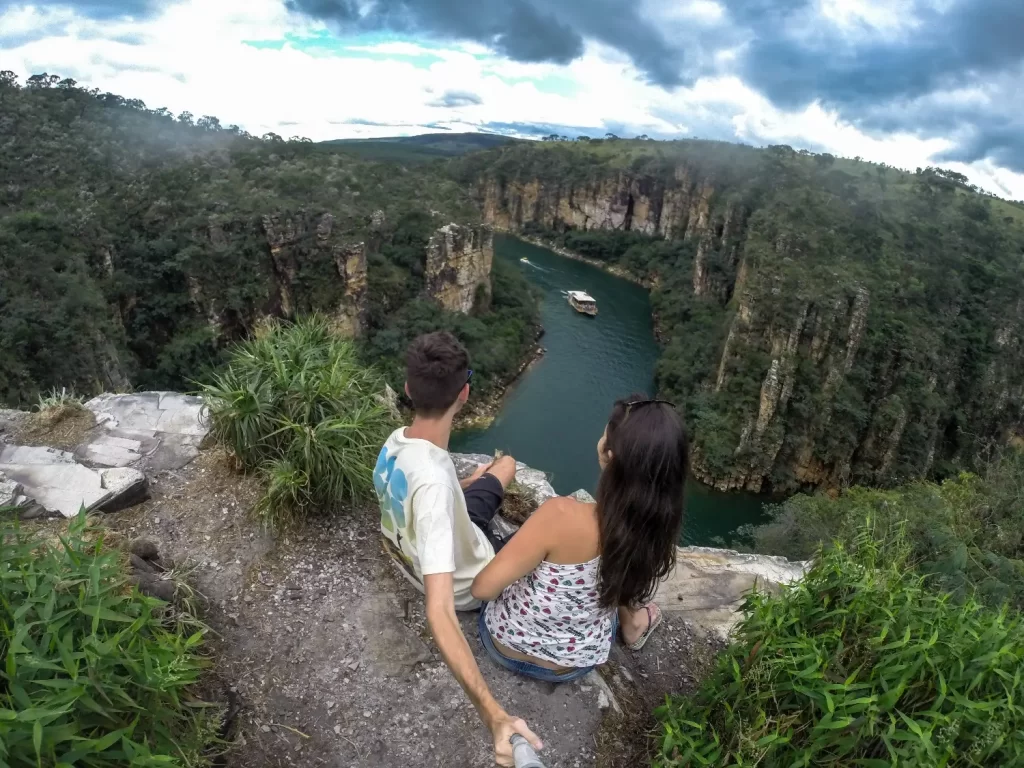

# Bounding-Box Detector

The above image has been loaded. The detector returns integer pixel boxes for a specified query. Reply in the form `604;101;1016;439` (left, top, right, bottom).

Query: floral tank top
484;557;615;668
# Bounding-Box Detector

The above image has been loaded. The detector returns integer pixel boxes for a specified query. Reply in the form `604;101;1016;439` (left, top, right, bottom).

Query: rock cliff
474;145;1024;493
168;210;373;347
425;223;494;314
261;212;369;336
480;169;725;241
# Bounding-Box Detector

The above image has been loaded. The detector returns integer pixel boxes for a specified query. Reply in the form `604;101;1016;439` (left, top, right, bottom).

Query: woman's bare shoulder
534;495;596;518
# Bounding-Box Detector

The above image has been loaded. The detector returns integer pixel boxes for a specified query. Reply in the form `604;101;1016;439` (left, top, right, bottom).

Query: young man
373;331;543;767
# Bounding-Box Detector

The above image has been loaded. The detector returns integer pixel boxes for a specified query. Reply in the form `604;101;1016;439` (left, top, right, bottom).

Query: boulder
450;452;556;507
657;546;809;637
0;444;147;518
78;392;208;472
129;537;160;560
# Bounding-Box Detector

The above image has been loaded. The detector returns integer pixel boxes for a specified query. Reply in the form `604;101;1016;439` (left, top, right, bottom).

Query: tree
0;70;17;88
197;115;221;131
177;111;194;126
814;152;835;169
26;73;56;88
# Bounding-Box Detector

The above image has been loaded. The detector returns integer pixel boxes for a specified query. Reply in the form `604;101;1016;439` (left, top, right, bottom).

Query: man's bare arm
423;572;542;766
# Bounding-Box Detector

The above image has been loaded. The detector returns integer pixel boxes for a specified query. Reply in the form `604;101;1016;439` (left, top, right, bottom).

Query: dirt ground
103;448;722;768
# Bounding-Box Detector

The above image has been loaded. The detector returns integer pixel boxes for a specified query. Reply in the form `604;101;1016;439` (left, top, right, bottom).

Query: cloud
284;0;686;86
1;0;1023;197
482;120;602;138
726;0;1024;171
0;0;159;20
427;89;482;108
734;0;1023;107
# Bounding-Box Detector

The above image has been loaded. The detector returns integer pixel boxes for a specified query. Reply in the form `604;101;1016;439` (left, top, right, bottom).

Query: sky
1;0;1023;199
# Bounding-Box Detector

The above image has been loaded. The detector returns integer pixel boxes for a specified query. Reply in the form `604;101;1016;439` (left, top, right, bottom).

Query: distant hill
323;132;521;162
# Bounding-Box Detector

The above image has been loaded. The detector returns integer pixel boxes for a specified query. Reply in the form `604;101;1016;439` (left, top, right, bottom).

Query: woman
471;395;688;682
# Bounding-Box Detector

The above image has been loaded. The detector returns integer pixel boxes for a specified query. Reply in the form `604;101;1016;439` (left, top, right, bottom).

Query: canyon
471;143;1024;493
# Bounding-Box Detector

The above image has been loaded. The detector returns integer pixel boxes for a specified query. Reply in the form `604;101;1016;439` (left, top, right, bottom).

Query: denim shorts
477;605;613;683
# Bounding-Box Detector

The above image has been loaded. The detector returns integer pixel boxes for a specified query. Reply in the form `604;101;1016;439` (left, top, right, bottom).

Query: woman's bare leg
619;603;661;646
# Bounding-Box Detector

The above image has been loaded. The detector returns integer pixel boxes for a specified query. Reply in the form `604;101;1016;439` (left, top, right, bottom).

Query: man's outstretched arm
423;572;543;766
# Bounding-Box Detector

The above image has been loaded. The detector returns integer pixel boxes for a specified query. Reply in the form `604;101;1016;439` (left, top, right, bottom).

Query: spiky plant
199;316;397;528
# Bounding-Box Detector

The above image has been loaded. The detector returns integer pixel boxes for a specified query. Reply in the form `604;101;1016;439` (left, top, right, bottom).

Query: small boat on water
520;257;530;263
567;290;598;316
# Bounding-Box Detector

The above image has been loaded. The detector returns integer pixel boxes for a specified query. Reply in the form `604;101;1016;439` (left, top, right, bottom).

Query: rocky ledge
452;452;807;637
1;393;808;767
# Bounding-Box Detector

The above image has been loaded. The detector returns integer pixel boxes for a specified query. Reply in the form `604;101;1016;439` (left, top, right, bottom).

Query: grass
654;524;1024;767
198;316;398;529
35;387;85;412
0;510;220;766
12;389;96;450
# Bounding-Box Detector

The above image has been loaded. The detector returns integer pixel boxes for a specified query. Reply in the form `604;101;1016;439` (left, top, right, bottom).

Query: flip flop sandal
626;603;663;651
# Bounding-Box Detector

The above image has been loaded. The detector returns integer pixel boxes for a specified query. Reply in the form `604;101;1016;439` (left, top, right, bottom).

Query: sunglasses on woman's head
624;398;675;411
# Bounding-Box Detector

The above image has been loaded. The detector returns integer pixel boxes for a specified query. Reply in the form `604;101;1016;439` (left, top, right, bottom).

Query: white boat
567;290;598;316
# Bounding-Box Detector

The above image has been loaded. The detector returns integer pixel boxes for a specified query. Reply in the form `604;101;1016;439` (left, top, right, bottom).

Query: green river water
451;236;770;547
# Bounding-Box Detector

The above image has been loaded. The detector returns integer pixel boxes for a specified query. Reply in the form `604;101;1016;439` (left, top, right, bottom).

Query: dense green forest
0;73;538;408
461;140;1024;492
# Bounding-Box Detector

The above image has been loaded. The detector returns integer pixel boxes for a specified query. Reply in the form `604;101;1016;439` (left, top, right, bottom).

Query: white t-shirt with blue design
374;428;494;610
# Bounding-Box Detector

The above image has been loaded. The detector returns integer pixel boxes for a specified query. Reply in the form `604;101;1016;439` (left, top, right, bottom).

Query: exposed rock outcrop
480;168;722;241
261;212;368;336
425;224;494;314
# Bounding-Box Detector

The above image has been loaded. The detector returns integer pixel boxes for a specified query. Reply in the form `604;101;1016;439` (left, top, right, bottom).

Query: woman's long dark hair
596;394;689;609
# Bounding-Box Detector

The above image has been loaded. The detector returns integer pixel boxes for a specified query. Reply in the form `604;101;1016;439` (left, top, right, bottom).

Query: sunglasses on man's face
466;369;474;385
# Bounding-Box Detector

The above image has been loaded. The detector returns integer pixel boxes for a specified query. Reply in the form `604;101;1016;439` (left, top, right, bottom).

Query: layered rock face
181;211;370;340
480;169;723;241
477;155;1024;493
261;212;368;336
425;223;494;314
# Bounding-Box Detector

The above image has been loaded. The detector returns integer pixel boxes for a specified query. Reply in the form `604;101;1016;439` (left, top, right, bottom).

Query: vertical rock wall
260;212;368;336
476;161;1024;494
424;224;494;314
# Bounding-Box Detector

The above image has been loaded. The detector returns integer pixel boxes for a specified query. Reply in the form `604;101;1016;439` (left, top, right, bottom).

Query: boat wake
519;257;549;272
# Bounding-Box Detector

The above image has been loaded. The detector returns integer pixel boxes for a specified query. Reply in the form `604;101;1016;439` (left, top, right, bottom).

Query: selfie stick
510;735;545;768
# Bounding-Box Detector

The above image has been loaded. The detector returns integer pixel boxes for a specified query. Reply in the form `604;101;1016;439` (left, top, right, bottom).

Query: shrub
654;527;1024;767
199;316;397;528
743;450;1024;609
0;511;217;767
36;386;85;411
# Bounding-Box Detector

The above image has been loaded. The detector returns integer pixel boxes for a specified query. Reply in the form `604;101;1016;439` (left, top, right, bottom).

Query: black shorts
464;474;506;552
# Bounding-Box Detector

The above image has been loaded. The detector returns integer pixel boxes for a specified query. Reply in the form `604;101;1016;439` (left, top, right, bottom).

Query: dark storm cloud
733;0;1024;109
428;89;483;108
723;0;1024;171
284;0;687;86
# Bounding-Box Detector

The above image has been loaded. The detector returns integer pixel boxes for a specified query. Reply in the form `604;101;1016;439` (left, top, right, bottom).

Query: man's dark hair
405;332;470;416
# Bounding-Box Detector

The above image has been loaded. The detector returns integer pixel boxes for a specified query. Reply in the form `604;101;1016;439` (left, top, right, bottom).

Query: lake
451;235;769;547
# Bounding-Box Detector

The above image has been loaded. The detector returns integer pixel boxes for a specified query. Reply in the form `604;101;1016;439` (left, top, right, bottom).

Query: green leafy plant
654;525;1024;767
0;510;218;767
199;315;397;528
744;450;1024;609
